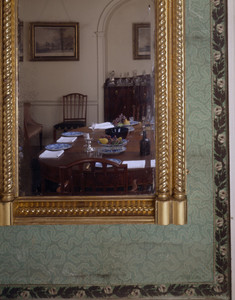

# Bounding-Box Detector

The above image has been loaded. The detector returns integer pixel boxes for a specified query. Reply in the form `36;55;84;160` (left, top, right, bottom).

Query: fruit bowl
105;126;128;139
98;137;128;147
112;113;130;126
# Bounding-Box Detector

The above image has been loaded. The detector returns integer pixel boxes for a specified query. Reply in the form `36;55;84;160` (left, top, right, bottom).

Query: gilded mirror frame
0;0;186;226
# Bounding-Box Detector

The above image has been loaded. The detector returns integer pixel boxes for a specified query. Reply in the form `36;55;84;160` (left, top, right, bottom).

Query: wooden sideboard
104;75;154;122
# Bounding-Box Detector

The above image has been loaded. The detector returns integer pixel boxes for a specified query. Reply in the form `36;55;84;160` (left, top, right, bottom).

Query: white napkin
39;150;64;159
57;136;77;143
122;160;146;169
151;159;156;168
89;122;114;129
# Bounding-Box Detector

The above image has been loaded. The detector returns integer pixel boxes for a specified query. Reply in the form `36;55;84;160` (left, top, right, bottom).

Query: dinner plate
45;143;72;151
95;158;122;168
100;147;126;155
97;139;128;147
61;131;83;137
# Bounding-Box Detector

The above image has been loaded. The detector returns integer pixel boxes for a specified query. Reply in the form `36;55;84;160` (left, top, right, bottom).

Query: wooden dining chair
53;93;87;141
58;158;128;195
24;102;43;149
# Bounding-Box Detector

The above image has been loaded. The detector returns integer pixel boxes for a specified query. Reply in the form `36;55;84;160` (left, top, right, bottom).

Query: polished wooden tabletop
39;124;155;167
39;124;155;192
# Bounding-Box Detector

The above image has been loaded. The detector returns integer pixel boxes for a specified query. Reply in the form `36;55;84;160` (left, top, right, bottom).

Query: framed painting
133;23;151;60
30;22;79;61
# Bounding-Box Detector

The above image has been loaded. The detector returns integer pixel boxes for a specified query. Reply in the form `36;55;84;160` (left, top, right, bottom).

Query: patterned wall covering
0;0;230;299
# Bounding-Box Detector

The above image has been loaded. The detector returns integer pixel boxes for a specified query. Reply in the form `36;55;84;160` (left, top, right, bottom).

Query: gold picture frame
133;23;151;60
30;22;79;61
0;0;186;226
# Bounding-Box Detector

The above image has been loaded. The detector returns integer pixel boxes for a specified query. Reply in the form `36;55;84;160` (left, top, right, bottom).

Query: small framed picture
30;22;79;61
133;23;151;60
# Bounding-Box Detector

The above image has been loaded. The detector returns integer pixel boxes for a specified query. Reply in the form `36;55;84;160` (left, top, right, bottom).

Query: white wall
228;0;234;297
19;0;108;100
18;0;108;143
107;0;154;77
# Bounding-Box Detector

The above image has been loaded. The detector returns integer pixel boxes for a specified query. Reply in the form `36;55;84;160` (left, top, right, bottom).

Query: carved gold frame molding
0;0;186;226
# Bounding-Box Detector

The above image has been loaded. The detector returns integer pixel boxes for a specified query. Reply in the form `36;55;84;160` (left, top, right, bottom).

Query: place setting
39;143;71;159
39;147;66;159
45;143;72;151
57;131;84;143
39;131;84;158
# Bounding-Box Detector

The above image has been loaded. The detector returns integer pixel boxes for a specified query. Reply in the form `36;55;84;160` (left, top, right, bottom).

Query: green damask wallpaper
0;0;230;299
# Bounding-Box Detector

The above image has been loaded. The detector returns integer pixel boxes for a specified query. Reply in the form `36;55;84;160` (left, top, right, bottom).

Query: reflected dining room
38;119;155;196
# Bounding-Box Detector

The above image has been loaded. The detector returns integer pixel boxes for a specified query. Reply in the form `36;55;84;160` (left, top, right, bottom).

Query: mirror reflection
18;0;156;197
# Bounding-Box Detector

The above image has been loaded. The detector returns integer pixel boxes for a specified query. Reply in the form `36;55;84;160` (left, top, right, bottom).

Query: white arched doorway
95;0;154;122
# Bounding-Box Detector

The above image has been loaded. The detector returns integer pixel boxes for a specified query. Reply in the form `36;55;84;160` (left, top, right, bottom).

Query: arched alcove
95;0;154;121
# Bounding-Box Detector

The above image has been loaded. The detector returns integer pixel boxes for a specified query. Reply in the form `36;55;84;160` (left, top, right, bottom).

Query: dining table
39;122;156;195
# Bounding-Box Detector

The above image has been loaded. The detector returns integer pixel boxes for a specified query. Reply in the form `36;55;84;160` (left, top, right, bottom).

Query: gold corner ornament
0;0;187;226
